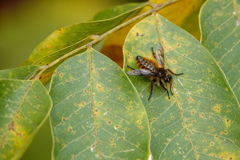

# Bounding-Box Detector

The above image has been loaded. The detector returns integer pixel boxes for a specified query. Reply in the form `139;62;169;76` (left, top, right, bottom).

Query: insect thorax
156;68;166;77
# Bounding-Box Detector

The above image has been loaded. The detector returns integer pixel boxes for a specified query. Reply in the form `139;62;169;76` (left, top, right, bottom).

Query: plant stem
34;0;178;80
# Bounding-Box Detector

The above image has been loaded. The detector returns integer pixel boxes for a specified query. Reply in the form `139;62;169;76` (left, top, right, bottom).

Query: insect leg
169;77;173;95
127;65;135;70
151;47;155;55
148;78;156;100
160;80;170;99
166;69;183;76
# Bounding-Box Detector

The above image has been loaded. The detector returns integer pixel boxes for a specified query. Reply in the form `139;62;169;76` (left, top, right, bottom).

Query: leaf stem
33;0;179;80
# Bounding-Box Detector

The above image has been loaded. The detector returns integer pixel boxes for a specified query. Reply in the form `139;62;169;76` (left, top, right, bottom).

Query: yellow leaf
101;0;205;67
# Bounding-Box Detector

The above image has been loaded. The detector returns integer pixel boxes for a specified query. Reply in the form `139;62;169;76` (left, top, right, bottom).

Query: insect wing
127;69;155;76
152;46;165;68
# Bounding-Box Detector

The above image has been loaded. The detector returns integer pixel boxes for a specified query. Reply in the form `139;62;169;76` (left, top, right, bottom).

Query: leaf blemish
187;97;193;103
78;59;83;63
94;109;100;116
90;145;95;152
218;62;223;66
97;84;103;92
68;127;72;131
137;120;142;124
191;109;195;115
81;101;85;104
213;105;220;113
177;79;183;86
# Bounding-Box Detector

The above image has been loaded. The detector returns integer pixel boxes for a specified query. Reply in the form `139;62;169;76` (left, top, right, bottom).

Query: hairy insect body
127;47;183;100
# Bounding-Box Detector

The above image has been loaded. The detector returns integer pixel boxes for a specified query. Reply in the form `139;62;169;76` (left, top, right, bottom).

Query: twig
33;0;179;80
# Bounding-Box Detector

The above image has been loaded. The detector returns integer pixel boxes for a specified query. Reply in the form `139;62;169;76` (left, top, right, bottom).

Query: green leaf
0;66;39;80
91;2;147;21
20;2;147;67
19;2;148;85
0;79;52;160
49;48;150;159
200;0;240;102
123;14;240;159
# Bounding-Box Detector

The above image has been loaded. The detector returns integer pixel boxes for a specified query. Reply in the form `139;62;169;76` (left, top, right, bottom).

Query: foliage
0;0;239;159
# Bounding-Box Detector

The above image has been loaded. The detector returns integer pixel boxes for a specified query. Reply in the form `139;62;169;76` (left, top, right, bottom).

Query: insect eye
164;77;169;82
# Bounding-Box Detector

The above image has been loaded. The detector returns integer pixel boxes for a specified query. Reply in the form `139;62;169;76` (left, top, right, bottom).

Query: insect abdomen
137;56;156;72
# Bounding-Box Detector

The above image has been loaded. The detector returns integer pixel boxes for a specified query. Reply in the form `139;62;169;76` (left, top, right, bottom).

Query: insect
127;46;183;100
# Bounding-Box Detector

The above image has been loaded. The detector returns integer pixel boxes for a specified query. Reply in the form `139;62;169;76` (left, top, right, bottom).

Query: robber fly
127;46;183;100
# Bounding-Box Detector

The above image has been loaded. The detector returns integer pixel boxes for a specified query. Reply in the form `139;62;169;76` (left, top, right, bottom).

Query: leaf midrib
0;80;35;155
88;48;101;159
153;14;199;160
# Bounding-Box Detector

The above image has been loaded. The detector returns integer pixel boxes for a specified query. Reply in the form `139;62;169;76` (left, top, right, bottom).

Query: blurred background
0;0;145;70
0;0;144;159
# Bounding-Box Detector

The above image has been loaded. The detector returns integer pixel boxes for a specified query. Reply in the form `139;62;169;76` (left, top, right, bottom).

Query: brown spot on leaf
8;121;21;136
137;120;142;124
200;113;205;118
81;101;85;104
